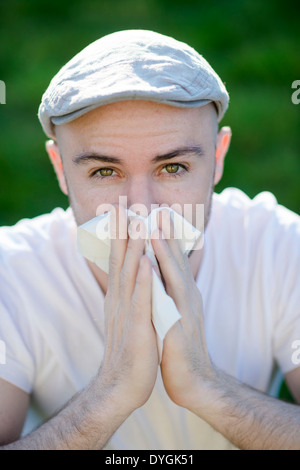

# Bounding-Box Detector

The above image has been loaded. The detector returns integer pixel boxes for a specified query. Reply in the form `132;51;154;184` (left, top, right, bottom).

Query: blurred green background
0;0;299;227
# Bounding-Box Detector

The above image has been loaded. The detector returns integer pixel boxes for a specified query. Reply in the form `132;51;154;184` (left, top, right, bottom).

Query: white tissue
77;207;201;362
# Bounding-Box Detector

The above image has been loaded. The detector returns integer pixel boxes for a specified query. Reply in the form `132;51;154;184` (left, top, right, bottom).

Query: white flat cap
38;29;229;139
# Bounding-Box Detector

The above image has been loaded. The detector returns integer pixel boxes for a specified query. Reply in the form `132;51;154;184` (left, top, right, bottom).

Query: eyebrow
72;145;204;165
151;145;204;163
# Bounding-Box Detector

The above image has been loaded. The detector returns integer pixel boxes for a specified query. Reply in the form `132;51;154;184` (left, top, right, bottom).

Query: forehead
55;100;217;156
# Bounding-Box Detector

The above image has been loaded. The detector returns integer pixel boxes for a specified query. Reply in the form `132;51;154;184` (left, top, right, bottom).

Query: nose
125;175;158;217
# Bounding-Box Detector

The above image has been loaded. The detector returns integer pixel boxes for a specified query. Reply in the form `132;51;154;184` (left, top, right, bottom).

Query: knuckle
128;233;146;254
177;280;188;299
109;251;121;273
177;258;187;273
119;269;128;291
131;293;149;318
104;291;117;313
131;296;141;313
178;253;190;273
170;271;188;295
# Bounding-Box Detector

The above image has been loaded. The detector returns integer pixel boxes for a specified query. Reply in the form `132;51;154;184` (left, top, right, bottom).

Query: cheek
69;183;126;224
61;165;123;224
183;171;214;229
156;185;208;229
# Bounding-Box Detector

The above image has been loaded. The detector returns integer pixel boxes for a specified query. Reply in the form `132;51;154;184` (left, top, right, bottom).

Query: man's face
54;100;219;230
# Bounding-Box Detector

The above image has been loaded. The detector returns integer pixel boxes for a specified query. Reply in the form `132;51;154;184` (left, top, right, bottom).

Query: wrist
181;363;221;416
92;372;134;424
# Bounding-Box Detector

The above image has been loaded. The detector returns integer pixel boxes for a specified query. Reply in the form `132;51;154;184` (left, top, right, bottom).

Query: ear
214;126;232;185
46;140;68;195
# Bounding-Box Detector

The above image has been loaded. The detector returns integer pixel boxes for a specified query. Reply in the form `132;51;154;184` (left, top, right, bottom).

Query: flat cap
38;29;229;139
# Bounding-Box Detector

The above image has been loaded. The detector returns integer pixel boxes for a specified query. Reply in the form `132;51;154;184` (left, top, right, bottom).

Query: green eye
165;164;180;173
98;168;114;176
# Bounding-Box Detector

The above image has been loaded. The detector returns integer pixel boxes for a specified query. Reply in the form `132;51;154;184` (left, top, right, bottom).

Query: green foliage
0;0;299;225
279;380;296;404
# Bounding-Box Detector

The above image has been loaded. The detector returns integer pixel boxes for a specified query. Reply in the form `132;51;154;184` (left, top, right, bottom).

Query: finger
131;254;153;324
120;217;148;300
151;229;191;311
156;209;188;272
150;229;178;283
152;264;162;281
107;205;128;295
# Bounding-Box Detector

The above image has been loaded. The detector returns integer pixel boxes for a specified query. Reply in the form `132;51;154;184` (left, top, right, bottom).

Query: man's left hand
151;210;214;410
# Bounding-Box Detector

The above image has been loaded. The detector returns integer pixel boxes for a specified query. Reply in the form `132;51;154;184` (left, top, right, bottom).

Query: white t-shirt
0;187;299;450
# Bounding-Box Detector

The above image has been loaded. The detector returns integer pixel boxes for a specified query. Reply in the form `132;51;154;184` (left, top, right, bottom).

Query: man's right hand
98;205;159;413
0;206;158;449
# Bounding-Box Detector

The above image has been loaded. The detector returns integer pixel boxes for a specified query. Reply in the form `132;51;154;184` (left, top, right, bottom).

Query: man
0;29;300;450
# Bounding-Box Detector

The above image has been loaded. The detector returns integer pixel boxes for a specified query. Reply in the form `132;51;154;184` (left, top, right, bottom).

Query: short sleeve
0;259;36;393
272;204;300;374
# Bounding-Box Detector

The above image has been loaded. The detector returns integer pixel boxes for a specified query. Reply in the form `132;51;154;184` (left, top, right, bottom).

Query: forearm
1;375;131;450
189;367;300;450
